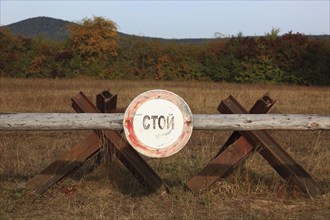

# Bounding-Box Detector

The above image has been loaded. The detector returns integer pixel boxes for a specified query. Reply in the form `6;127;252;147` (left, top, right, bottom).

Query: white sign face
123;90;193;158
133;99;184;149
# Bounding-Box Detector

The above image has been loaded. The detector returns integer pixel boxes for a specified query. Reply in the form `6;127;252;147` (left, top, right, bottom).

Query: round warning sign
123;90;193;158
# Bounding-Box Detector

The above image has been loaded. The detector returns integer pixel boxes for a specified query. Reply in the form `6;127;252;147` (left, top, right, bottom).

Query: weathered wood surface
0;113;123;130
193;114;329;130
1;113;329;131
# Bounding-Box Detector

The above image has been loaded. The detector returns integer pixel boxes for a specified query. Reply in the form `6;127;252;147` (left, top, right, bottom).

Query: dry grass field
0;78;329;219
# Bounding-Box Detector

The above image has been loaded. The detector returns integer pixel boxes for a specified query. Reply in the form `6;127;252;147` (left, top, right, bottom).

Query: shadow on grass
0;174;30;181
71;158;158;197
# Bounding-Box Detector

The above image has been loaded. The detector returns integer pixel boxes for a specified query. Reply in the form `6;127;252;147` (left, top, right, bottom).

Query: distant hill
4;16;329;42
4;16;215;43
5;16;73;40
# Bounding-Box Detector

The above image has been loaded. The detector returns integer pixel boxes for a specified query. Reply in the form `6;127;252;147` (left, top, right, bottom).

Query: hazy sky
1;0;329;39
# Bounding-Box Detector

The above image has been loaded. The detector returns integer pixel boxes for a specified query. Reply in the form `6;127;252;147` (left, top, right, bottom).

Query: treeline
1;18;329;85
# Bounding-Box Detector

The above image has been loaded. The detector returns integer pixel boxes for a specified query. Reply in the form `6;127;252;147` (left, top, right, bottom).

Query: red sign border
123;90;193;158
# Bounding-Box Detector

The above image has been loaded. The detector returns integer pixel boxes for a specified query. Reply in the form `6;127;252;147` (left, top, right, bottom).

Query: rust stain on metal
219;96;324;197
187;94;323;197
186;94;275;194
27;91;117;194
26;133;101;194
186;137;253;194
73;92;168;193
28;91;168;194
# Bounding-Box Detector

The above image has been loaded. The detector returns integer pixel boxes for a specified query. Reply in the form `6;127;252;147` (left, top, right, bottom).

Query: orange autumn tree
68;16;118;76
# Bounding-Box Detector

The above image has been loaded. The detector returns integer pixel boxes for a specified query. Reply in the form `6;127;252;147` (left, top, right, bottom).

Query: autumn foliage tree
68;16;118;76
1;19;329;85
0;27;34;77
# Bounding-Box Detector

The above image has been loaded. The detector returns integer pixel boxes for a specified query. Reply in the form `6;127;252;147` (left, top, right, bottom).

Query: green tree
265;27;281;40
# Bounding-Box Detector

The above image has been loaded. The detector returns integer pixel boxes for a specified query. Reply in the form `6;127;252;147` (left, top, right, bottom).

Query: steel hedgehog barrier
1;90;329;197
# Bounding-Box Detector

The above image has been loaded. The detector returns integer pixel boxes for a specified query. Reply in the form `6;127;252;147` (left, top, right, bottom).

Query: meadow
0;78;329;219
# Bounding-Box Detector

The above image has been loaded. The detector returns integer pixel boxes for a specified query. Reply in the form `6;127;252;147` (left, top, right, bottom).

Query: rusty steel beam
186;94;275;194
186;137;254;194
96;91;117;113
218;96;324;197
96;91;125;114
26;91;119;194
216;94;275;157
96;90;117;165
72;92;168;193
26;132;102;194
27;91;128;194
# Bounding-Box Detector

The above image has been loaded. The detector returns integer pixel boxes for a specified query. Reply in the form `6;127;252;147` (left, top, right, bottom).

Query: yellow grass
0;78;329;219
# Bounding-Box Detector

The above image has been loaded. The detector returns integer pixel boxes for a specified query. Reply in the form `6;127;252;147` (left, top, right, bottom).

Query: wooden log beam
1;113;329;131
193;114;329;130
